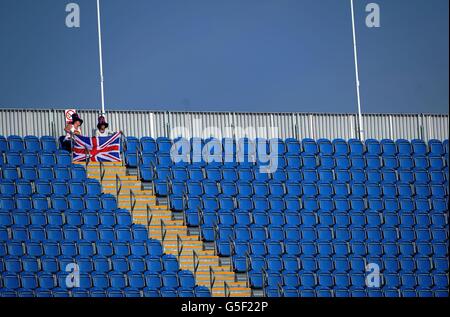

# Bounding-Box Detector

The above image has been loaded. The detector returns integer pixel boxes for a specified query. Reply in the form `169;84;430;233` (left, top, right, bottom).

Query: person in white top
61;113;83;152
95;115;112;137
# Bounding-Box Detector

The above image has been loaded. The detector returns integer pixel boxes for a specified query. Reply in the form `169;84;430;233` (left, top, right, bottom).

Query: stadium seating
0;135;210;297
134;136;449;297
1;135;448;297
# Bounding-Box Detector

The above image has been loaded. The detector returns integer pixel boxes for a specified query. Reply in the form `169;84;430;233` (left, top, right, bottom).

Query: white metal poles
96;0;105;115
350;0;364;140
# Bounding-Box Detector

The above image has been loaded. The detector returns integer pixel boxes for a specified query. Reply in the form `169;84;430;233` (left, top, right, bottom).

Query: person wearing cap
60;112;83;152
95;115;112;137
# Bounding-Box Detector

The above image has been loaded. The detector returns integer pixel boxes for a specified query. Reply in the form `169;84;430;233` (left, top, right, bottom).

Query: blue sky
0;0;448;114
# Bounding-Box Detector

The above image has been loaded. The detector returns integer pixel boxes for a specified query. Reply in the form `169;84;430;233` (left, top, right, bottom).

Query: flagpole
350;0;364;140
96;0;105;115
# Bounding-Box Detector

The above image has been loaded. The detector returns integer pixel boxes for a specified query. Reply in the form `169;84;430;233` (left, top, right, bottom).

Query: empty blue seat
40;136;58;152
140;137;157;153
0;136;7;153
286;155;301;169
285;138;301;154
2;272;20;289
7;136;25;152
332;139;349;156
365;139;381;155
2;166;19;180
23;152;39;166
220;166;238;182
381;139;398;155
346;139;363;155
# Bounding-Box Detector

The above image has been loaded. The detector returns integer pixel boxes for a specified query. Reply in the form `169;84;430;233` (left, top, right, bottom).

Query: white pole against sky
350;0;364;140
96;0;105;115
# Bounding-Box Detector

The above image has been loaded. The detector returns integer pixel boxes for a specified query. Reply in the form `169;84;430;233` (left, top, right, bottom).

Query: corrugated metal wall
0;108;448;141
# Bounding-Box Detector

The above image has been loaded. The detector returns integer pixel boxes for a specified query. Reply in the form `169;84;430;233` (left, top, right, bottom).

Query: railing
244;252;250;288
115;174;123;197
99;160;106;183
165;176;171;198
261;268;268;296
149;160;156;191
176;234;184;260
197;206;204;242
192;250;200;281
209;266;216;291
146;204;153;228
228;238;235;272
129;189;136;218
135;150;140;181
83;146;90;169
181;193;187;226
160;219;167;242
277;282;284;297
119;131;126;167
224;281;231;297
212;224;219;256
2;110;449;141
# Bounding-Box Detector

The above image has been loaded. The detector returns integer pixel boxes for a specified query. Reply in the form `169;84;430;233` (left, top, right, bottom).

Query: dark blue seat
40;136;58;153
365;139;381;155
141;137;157;154
7;136;25;152
23;152;39;166
285;138;301;154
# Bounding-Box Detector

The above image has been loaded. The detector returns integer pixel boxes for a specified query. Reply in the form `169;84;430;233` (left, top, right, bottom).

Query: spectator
95;115;112;137
60;112;83;152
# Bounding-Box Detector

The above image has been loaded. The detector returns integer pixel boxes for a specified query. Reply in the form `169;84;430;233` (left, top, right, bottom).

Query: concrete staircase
80;161;251;297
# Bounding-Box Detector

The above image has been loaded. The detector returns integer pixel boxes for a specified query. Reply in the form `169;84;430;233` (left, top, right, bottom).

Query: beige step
212;288;252;297
118;195;157;200
94;164;251;297
87;169;128;174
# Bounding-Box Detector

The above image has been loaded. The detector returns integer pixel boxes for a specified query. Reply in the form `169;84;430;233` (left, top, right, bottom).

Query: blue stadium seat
140;136;157;154
7;136;25;152
39;136;57;152
365;139;381;155
0;135;8;153
156;137;173;153
285;138;301;154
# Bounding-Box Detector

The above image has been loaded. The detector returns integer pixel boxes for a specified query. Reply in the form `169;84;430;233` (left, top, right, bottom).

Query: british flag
73;132;122;162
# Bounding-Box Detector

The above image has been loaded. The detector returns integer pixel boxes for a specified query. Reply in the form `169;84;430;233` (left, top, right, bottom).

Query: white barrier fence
0;109;448;141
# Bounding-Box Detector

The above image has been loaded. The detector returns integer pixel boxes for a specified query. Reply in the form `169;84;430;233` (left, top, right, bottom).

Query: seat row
0;224;150;242
200;224;449;243
170;183;448;205
0;178;102;196
0;193;118;211
232;254;447;274
147;165;448;186
123;136;449;156
0;136;58;153
1;254;183;274
0;269;197;291
0;286;211;297
132;151;448;170
185;208;448;228
167;179;447;199
218;239;448;258
0;209;133;227
246;269;448;291
264;286;448;297
0;239;164;257
1;150;73;167
170;194;448;213
0;164;87;181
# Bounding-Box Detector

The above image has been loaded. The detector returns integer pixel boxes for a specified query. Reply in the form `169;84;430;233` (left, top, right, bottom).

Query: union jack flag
73;132;122;162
